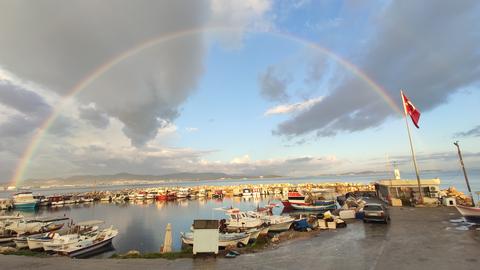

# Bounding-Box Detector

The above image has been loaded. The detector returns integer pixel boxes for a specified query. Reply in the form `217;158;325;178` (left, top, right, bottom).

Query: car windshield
364;205;383;211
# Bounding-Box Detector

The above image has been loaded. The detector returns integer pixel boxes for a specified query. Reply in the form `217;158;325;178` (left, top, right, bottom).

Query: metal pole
453;141;475;207
400;90;423;204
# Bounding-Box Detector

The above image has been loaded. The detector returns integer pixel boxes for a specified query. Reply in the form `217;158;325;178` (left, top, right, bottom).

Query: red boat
281;191;309;209
155;193;167;201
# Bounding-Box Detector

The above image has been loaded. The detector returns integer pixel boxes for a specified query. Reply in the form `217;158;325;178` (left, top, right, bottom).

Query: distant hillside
23;172;282;186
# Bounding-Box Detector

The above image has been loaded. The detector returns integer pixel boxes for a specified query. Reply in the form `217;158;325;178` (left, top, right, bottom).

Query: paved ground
2;207;479;270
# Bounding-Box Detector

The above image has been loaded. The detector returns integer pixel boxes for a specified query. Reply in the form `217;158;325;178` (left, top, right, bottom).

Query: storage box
339;210;356;219
327;221;336;229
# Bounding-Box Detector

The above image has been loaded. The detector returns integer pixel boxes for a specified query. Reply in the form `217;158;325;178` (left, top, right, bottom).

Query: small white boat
455;205;480;222
247;210;294;232
56;227;118;257
181;232;250;247
225;209;264;231
43;220;102;252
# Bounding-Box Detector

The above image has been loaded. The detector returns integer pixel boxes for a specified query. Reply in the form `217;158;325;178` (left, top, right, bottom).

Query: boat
452;142;480;223
281;191;308;208
12;192;38;209
247;207;295;232
176;188;189;199
263;215;294;232
290;202;337;211
49;195;65;207
242;188;252;197
455;205;480;222
180;231;250;247
43;220;103;252
225;209;264;231
56;226;118;257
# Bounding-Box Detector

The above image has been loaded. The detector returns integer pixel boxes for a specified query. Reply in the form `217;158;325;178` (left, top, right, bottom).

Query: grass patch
3;249;48;258
111;247;193;260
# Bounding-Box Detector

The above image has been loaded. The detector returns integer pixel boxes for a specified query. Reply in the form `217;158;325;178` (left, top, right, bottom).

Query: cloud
264;97;322;116
274;1;480;137
209;0;273;48
230;154;251;164
0;0;272;147
0;81;52;137
0;81;51;117
78;104;110;129
258;66;291;102
454;125;480;138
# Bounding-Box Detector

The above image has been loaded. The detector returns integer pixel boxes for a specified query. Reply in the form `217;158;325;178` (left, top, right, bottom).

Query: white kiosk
193;219;219;255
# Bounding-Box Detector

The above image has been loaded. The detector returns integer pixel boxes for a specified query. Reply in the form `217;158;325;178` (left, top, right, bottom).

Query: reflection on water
5;196;283;256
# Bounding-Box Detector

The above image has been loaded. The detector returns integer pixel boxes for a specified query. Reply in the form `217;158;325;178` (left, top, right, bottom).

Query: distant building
375;178;440;206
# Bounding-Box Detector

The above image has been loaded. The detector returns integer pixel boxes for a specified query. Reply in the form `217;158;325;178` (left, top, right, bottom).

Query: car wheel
363;219;368;223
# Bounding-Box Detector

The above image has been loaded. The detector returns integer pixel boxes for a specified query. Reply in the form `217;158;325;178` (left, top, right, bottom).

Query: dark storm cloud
454;125;480;138
275;1;480;137
258;66;291;102
0;81;51;116
78;105;110;129
0;81;52;137
0;0;210;146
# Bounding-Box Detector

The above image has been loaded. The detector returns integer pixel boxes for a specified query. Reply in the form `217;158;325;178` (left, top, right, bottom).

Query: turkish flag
401;92;421;128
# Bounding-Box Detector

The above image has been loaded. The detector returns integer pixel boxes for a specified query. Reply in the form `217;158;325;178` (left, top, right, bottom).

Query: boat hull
59;237;114;258
268;220;294;232
291;203;337;211
455;205;480;222
13;202;38;209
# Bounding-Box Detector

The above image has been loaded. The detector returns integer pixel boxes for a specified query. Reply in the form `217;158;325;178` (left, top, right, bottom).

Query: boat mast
453;141;475;207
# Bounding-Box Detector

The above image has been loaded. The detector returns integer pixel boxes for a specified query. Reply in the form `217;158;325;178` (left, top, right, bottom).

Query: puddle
448;217;480;231
450;218;466;223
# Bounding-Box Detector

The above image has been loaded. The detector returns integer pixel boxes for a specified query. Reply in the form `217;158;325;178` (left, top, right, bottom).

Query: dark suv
363;203;390;224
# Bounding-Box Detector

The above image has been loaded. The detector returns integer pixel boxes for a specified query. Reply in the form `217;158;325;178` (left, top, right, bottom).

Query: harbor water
5;196;282;257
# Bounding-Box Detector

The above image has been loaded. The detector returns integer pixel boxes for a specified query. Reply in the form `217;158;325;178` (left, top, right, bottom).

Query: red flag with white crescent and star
401;91;421;128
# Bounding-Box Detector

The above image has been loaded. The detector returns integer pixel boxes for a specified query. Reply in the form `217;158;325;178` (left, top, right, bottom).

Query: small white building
192;220;219;255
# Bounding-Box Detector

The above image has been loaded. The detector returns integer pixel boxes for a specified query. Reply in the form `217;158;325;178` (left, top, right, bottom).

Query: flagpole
400;90;423;204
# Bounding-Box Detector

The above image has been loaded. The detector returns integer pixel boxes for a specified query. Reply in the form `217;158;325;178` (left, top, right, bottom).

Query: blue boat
13;192;39;209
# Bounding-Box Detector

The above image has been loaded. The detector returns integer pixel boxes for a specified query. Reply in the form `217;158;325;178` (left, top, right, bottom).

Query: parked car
363;203;390;224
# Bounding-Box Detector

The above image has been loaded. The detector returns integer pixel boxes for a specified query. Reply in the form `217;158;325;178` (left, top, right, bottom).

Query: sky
0;0;479;183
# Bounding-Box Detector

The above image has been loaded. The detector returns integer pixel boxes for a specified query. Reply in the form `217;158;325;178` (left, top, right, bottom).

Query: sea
0;169;478;257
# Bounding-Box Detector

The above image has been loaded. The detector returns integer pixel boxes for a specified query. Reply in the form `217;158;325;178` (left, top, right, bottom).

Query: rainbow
10;26;403;186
